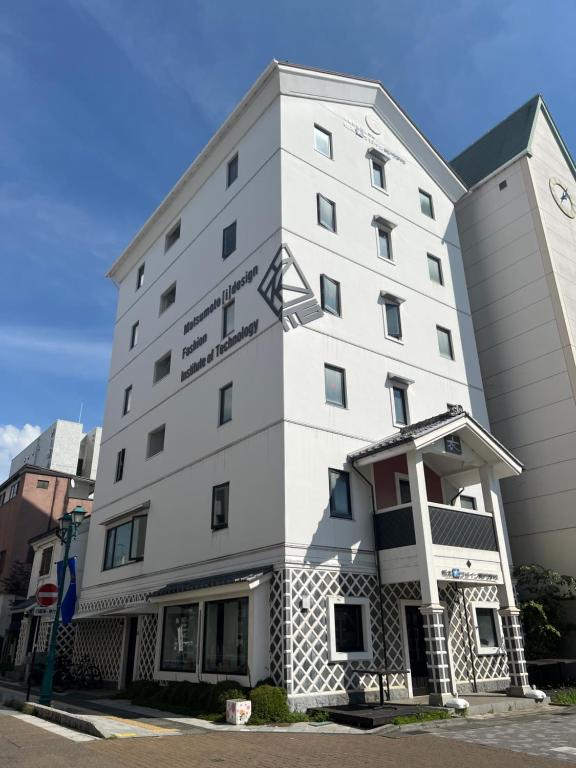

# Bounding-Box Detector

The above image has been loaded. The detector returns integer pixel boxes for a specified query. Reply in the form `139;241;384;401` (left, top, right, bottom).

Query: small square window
437;326;454;359
222;300;235;338
130;321;139;350
136;263;145;290
0;493;5;506
9;482;19;500
320;275;341;317
314;125;333;158
115;448;126;483
371;157;386;190
147;425;165;458
39;546;53;576
427;254;443;285
122;385;132;416
324;364;346;407
392;385;408;426
397;477;411;505
499;180;508;191
219;382;233;425
377;227;392;261
328;469;352;519
317;194;336;232
385;302;402;341
160;284;176;314
165;220;181;252
419;189;435;218
227;154;238;187
36;480;49;489
222;221;237;259
460;495;477;511
212;482;229;530
153;351;171;383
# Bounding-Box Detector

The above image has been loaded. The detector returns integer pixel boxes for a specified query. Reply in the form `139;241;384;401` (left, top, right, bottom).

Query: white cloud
0;423;42;482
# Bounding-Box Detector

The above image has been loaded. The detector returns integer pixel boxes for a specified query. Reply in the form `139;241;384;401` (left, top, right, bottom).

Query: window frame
115;448;126;483
9;481;19;500
427;253;444;285
122;385;132;416
437;325;455;360
136;262;145;291
130;321;139;350
222;299;235;338
222;221;237;259
327;595;373;662
153;351;172;384
324;363;347;408
314;124;333;159
147;425;166;459
160;602;200;673
0;492;5;506
419;188;435;219
472;603;503;655
460;495;477;511
390;383;409;427
370;156;386;191
384;300;403;342
36;479;49;489
103;514;147;571
218;382;233;426
395;473;412;505
164;220;181;252
211;482;230;531
39;545;53;577
376;226;393;262
317;193;337;232
320;274;341;317
159;283;177;315
328;468;352;520
202;595;249;675
226;153;238;187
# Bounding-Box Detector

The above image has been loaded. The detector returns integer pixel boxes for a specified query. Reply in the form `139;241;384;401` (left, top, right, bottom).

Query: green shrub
250;685;290;722
392;710;451;725
212;680;246;713
552;688;576;705
127;680;162;702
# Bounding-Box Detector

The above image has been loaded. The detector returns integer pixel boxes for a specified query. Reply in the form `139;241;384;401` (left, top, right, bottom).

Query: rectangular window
371;157;386;190
130;321;139;349
160;283;176;314
203;596;249;675
314;125;332;158
115;448;126;483
219;383;233;425
136;263;145;290
398;477;412;505
327;596;372;662
475;607;499;651
427;254;443;285
222;221;237;259
222;300;235;338
392;385;408;426
317;194;336;232
460;495;477;511
104;515;147;570
154;351;172;383
160;604;199;672
419;189;435;218
226;154;238;187
0;493;5;506
211;482;229;530
329;468;352;519
122;385;132;416
147;425;165;458
39;546;53;576
385;302;402;340
165;220;181;252
324;364;346;407
9;482;19;500
0;550;5;575
320;275;341;317
36;480;49;489
377;227;392;261
437;326;454;359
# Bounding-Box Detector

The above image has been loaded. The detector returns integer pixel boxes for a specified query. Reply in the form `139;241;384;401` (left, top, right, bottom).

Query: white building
9;420;102;481
452;98;576;583
74;62;529;707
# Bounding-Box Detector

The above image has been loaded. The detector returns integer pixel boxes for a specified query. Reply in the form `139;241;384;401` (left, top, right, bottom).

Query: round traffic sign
36;583;58;607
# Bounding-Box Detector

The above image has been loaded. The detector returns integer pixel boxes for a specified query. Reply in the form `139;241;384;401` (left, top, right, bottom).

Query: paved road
434;708;576;763
0;703;566;768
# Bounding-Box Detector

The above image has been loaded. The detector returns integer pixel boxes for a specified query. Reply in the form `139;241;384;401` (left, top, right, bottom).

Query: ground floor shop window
160;604;199;672
203;597;248;675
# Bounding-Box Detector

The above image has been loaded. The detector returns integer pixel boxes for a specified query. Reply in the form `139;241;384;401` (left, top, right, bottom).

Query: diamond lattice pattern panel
136;614;157;681
73;619;124;684
286;568;384;696
14;618;29;665
269;570;285;687
380;581;421;689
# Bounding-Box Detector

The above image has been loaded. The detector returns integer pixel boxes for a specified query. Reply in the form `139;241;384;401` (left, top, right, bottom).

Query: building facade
74;62;530;706
452;99;576;581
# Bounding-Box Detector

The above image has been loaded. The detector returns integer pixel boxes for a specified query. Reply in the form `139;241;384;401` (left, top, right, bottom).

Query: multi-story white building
9;420;102;481
74;62;529;707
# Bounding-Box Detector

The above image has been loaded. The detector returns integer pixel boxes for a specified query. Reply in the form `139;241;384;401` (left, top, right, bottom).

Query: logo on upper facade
258;244;324;332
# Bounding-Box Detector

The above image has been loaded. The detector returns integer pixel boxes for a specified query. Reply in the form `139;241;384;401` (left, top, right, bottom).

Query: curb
7;698;104;738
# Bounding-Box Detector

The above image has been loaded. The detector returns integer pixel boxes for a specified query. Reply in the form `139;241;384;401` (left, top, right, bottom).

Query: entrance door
124;617;139;687
404;605;429;695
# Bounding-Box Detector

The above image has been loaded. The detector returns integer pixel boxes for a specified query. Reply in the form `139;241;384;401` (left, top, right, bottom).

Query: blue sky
0;0;574;479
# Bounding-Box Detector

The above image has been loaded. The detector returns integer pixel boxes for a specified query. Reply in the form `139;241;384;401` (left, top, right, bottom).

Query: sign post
26;584;59;701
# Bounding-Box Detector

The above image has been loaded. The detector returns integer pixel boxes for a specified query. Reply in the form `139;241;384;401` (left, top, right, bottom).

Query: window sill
145;451;165;461
328;651;373;663
329;513;354;521
371;184;389;196
385;335;404;345
211;525;229;532
477;648;505;656
378;256;396;266
102;558;143;573
326;401;347;409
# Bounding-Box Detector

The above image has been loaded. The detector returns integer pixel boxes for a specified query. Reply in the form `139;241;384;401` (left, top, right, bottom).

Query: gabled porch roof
348;406;523;480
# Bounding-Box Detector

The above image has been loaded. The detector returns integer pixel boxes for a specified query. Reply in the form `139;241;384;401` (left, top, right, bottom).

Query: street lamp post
38;504;86;706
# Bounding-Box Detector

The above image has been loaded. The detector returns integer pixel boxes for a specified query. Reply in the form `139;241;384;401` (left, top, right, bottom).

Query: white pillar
407;450;438;606
479;465;515;608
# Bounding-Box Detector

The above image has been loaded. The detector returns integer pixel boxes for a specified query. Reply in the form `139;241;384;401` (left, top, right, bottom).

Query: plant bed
549;687;576;706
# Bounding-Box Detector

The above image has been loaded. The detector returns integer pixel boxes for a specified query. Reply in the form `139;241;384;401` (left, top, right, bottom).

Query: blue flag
61;558;77;625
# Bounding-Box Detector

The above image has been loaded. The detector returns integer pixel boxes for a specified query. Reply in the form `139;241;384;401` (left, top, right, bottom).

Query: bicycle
53;654;102;691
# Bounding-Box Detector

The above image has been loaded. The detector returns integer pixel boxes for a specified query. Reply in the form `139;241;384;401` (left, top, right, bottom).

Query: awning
10;597;36;615
74;601;157;620
150;566;274;600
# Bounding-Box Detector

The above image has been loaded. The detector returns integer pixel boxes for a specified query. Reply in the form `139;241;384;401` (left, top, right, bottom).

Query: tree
514;564;576;659
0;561;32;598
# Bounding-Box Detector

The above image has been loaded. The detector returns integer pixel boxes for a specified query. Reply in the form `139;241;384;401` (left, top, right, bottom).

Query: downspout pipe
350;461;391;700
